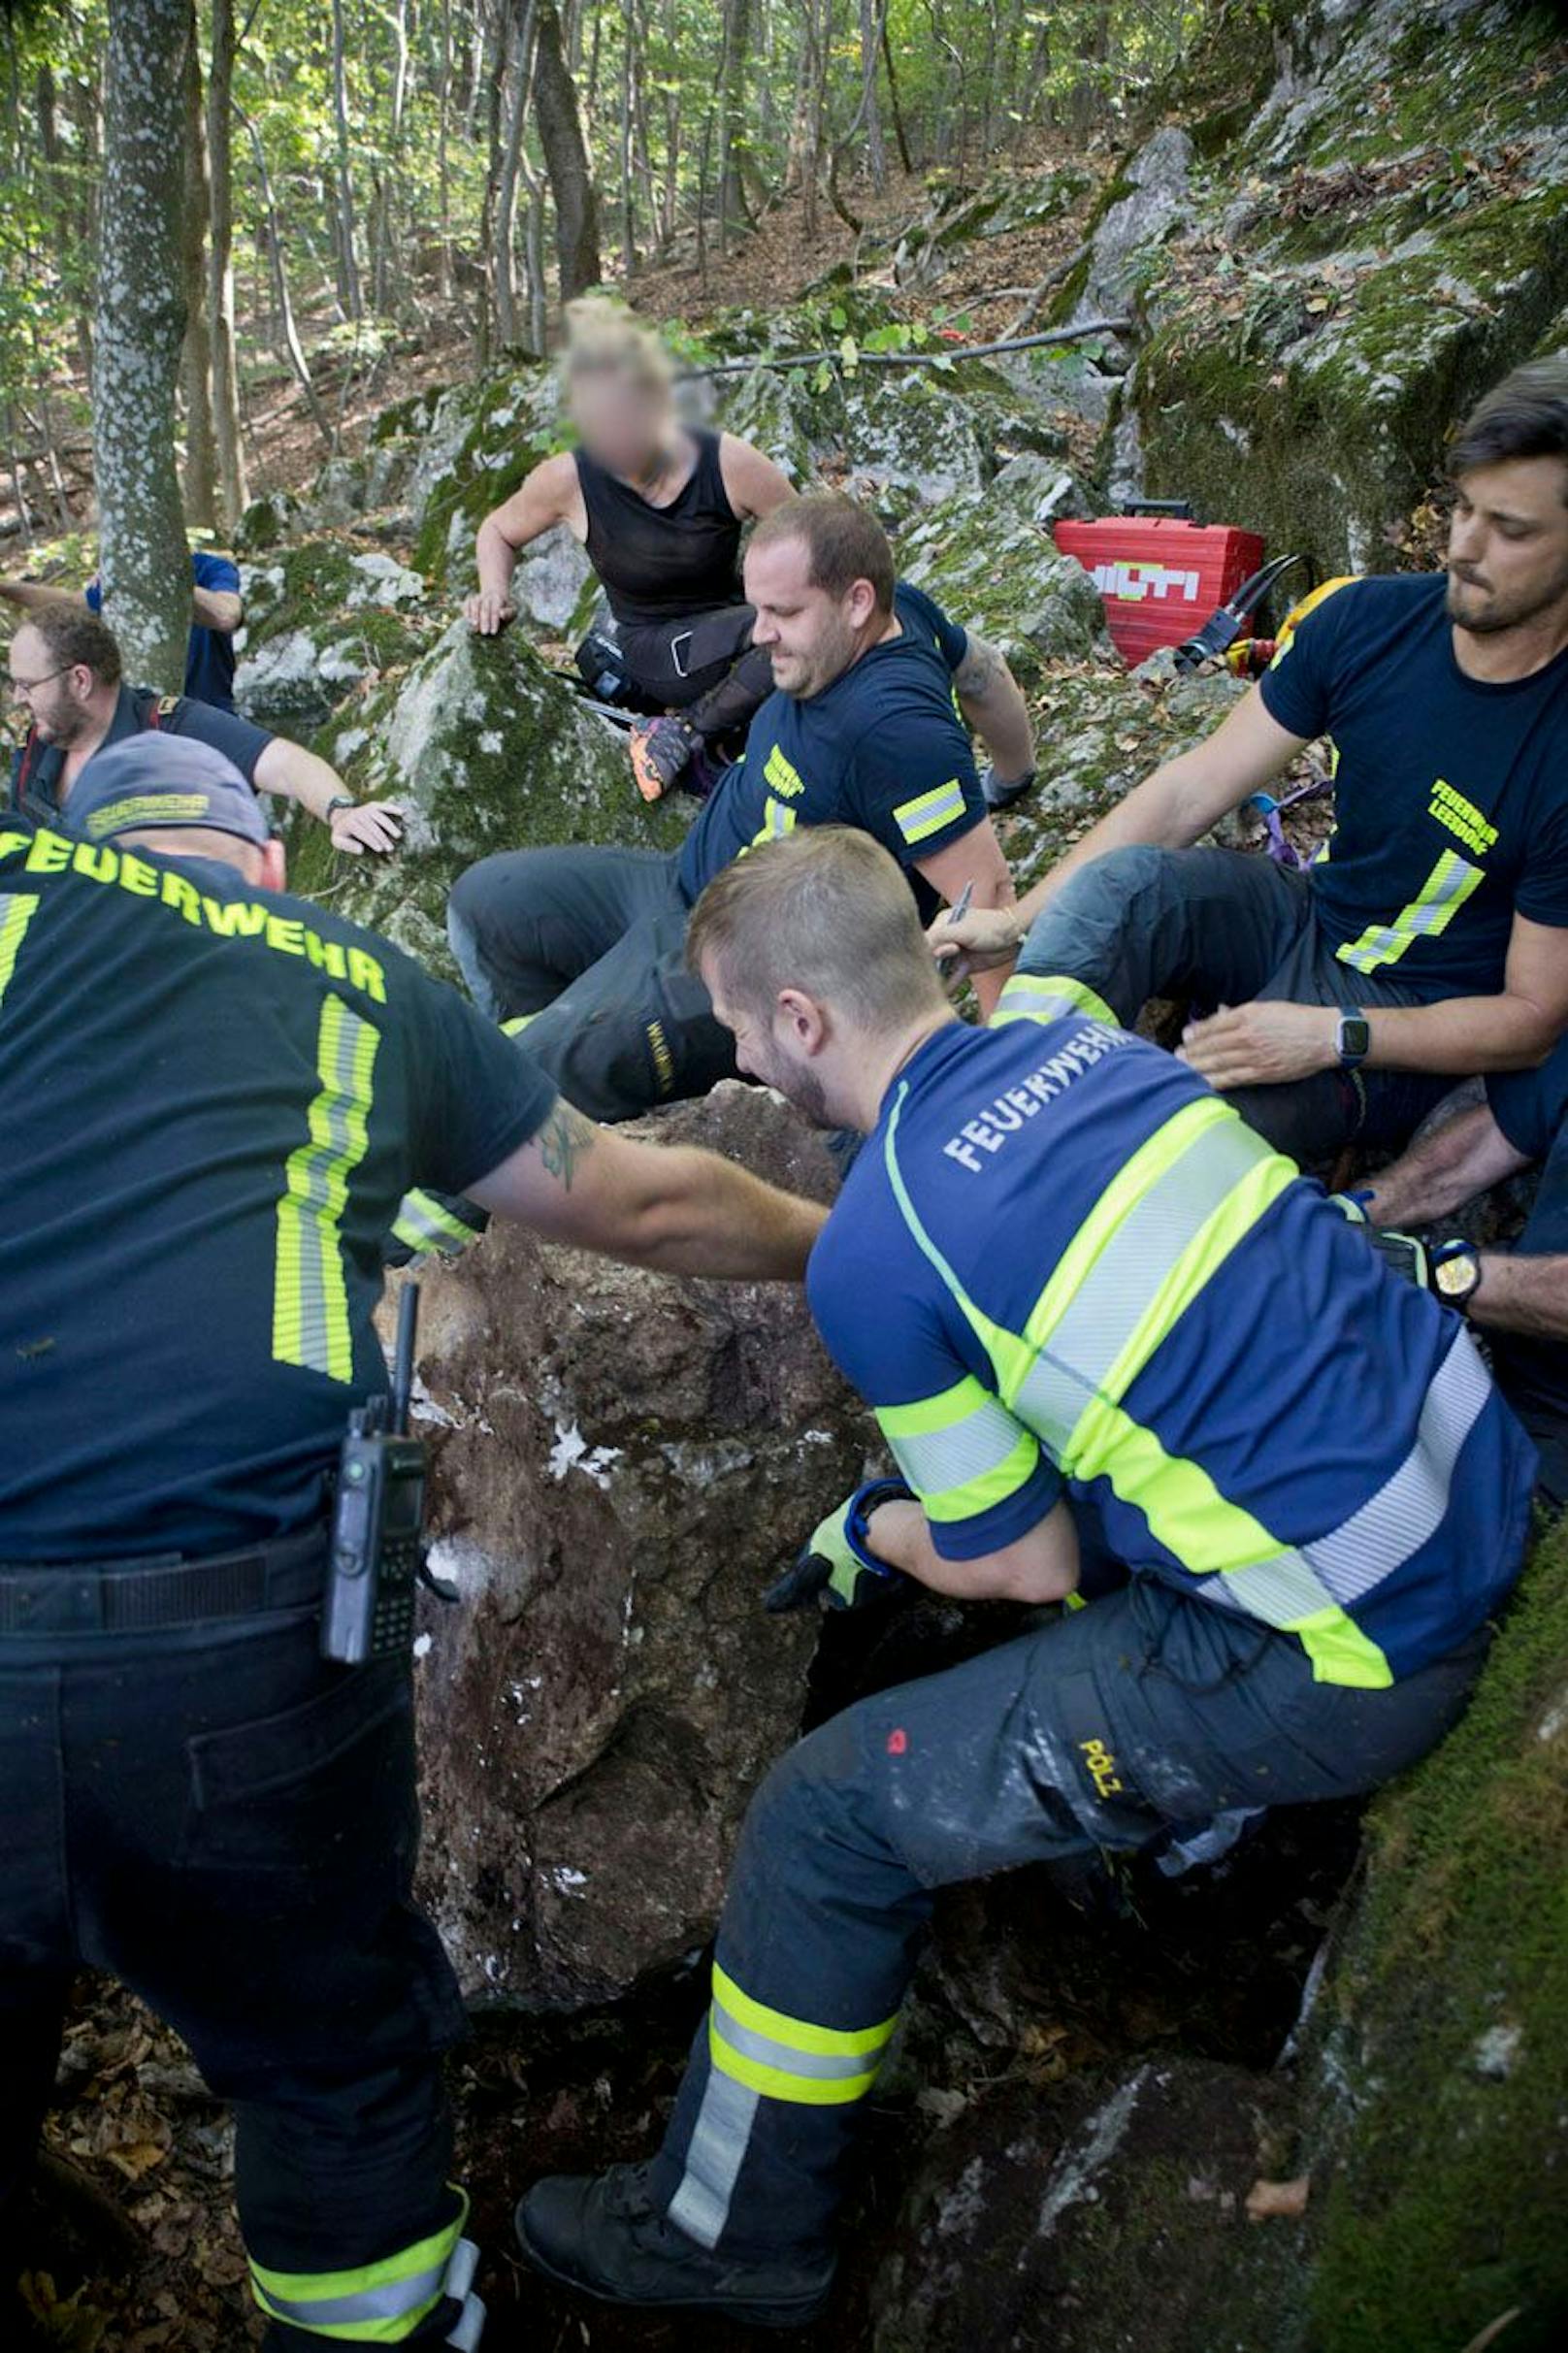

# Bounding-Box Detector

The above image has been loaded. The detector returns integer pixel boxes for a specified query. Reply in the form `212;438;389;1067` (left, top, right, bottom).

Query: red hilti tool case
1054;513;1266;668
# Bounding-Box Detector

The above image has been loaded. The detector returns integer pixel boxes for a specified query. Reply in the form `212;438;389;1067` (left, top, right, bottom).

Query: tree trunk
180;13;219;531
330;0;364;320
207;0;247;525
494;1;538;347
532;1;603;302
879;6;912;174
715;0;752;248
240;106;333;449
857;0;885;192
95;0;194;696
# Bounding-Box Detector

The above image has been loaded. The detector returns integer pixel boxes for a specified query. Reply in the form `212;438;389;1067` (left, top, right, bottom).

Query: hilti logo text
1091;561;1201;605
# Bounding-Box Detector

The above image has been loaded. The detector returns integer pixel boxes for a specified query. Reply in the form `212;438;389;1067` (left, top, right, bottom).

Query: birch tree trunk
95;0;193;696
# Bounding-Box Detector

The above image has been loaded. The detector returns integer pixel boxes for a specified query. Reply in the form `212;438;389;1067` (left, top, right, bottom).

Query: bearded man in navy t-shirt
943;358;1568;1167
445;494;1033;1125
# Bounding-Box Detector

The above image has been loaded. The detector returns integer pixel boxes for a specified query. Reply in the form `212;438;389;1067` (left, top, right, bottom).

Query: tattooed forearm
537;1102;597;1192
953;632;1005;700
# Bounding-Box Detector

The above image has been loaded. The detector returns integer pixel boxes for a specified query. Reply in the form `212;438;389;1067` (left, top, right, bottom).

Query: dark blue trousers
647;1579;1486;2262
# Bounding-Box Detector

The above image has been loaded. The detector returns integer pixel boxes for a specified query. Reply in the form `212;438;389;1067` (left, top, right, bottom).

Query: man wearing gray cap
0;737;825;2352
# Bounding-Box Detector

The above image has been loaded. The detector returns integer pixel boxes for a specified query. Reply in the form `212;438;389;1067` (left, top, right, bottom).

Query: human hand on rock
331;799;404;856
465;589;517;637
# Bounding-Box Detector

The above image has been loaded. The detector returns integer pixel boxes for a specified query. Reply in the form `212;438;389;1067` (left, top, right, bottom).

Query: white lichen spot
549;1419;623;1487
1471;2024;1522;2081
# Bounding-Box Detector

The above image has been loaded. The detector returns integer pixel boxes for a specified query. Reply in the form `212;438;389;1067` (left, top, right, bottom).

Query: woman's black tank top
575;427;745;631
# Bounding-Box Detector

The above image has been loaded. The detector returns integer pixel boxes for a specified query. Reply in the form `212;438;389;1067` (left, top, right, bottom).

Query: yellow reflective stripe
877;1376;989;1438
894;777;967;846
708;2017;883;2105
748;797;798;849
249;2194;467;2341
1094;1149;1297;1408
1335;847;1486;974
912;1424;1041;1524
876;1377;1040;1518
1018;1096;1234;1385
0;891;40;1007
274;994;379;1383
391;1190;482;1256
1063;1399;1392;1686
996;970;1120;1030
712;1962;897;2060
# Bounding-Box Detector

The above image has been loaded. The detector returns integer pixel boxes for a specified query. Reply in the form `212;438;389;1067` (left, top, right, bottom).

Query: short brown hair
747;493;896;616
16;601;123;687
687;826;947;1033
1451;357;1568;503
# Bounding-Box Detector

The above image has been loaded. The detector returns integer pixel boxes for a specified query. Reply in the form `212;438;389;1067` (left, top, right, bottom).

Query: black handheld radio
321;1282;428;1664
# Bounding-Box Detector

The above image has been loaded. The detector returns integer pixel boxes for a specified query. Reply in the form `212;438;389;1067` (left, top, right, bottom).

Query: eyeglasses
8;667;71;702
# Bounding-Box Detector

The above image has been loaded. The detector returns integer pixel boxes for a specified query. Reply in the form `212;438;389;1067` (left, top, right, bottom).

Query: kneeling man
511;828;1534;2326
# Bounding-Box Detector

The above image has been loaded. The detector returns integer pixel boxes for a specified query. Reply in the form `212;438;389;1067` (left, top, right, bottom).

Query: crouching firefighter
512;827;1536;2328
0;738;825;2349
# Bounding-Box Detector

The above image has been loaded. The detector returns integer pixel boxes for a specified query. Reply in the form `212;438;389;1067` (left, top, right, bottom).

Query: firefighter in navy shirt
2;545;244;709
0;735;824;2352
6;602;403;854
447;494;1030;1125
509;827;1533;2329
941;359;1568;1166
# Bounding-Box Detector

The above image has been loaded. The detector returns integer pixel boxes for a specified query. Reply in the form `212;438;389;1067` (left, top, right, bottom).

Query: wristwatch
325;794;356;821
1432;1244;1483;1309
1335;1009;1371;1068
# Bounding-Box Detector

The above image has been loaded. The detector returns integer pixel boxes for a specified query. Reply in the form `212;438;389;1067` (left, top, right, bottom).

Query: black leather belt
0;1523;328;1638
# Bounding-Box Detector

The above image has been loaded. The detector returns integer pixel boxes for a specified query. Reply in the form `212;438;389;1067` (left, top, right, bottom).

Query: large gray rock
406;1083;878;2007
287;621;688;978
898;459;1112;686
1074;126;1195;324
235;539;434;737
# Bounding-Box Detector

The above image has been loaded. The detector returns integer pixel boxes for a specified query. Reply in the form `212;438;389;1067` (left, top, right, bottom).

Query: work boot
514;2161;835;2330
630;714;699;801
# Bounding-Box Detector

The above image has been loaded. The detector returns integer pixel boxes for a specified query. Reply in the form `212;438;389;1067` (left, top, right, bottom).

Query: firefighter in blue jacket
0;736;824;2351
512;826;1535;2329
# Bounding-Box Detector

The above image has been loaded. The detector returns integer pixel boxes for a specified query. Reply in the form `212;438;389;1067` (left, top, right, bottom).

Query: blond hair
562;296;672;400
687;828;948;1034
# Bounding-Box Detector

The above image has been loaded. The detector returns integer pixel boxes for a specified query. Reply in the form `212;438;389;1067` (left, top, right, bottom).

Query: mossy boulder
234;539;436;736
1282;1517;1568;2351
1121;0;1568;576
288;621;688;979
408;367;571;590
899;460;1111;688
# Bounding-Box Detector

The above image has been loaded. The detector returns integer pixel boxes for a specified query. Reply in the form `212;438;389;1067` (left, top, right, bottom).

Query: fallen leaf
105;2141;167;2183
1246;2173;1311;2222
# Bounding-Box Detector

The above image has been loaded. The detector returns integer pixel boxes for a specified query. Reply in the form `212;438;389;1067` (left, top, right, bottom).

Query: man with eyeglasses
6;602;401;857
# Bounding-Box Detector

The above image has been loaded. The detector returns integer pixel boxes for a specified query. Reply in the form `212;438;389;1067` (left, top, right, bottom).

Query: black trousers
446;844;736;1123
1017;846;1457;1164
0;1604;470;2348
617;605;773;742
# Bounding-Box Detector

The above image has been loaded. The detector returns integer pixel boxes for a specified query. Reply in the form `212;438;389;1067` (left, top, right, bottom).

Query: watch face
1339;1016;1371;1060
1435;1251;1480;1302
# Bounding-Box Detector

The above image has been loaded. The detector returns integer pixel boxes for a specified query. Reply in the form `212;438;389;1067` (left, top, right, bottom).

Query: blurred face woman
564;297;678;487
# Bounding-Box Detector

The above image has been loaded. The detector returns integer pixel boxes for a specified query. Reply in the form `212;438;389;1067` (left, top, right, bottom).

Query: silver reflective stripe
667;2066;760;2249
443;2239;480;2305
1013;1114;1277;1454
1206;1333;1492;1632
886;1393;1027;1496
1220;1550;1340;1629
257;2257;447;2328
1303;1329;1492;1606
711;2007;876;2084
446;2291;486;2350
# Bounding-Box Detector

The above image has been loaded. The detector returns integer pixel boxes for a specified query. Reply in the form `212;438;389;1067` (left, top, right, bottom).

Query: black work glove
980;763;1037;813
765;1479;915;1614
